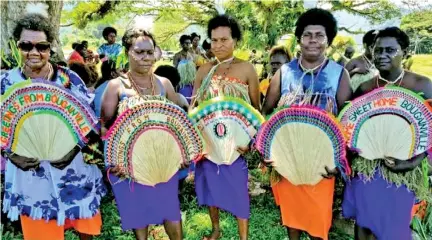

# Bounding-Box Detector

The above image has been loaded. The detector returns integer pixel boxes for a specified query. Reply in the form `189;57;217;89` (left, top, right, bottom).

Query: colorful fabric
68;51;85;65
259;78;270;96
343;171;415;240
110;173;181;230
97;43;122;61
194;157;250;219
271;59;341;239
272;178;335;240
20;212;102;240
179;84;193;104
1;67;106;226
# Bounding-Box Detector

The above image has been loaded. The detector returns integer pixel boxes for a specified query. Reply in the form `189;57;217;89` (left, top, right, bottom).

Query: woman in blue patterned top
1;14;106;240
97;26;122;62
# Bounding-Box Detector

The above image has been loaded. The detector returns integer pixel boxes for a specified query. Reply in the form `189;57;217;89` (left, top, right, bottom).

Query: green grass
1;177;354;240
411;54;432;79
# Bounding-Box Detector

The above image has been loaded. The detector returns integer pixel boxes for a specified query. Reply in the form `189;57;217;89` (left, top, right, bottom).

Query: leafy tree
401;9;432;54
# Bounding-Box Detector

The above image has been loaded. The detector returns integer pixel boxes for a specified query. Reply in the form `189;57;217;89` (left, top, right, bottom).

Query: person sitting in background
97;26;122;62
259;46;292;98
337;46;355;67
68;43;86;65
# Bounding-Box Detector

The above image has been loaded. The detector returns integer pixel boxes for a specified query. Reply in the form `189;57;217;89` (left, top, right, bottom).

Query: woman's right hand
6;152;39;171
108;166;126;178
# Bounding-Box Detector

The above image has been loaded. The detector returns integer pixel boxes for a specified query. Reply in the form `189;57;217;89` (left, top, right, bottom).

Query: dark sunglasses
17;41;51;53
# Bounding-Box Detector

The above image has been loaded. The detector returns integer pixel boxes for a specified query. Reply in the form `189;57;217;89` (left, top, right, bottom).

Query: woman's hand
383;153;425;173
236;145;250;155
6;152;39;171
321;166;338;179
108;166;126;178
50;146;81;170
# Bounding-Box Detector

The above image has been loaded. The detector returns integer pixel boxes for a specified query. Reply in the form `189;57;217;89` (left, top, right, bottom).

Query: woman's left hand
384;153;425;173
321;166;338;179
237;145;250;155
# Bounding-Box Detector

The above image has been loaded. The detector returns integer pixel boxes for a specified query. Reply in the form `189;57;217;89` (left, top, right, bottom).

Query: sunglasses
17;41;51;53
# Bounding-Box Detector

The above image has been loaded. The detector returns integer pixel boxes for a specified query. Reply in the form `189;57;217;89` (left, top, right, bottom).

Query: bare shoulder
197;61;215;74
107;76;124;89
406;71;432;98
155;75;171;86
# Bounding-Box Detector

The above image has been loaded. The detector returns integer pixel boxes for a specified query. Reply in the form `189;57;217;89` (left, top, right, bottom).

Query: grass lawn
411;54;432;79
1;168;355;240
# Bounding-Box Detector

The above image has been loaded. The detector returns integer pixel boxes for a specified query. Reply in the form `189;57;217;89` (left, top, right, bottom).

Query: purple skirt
195;156;250;219
110;172;181;230
178;84;193;104
342;170;415;240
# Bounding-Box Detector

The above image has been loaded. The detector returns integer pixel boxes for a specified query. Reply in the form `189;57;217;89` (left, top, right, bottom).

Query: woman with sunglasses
0;14;106;240
262;9;352;240
342;27;432;240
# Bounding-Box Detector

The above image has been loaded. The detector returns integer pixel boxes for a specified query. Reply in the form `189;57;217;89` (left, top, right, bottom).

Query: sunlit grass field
411;54;432;79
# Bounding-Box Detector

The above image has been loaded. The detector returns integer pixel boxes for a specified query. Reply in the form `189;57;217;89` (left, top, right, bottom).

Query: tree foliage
401;9;432;54
225;0;304;49
61;0;412;52
321;0;401;24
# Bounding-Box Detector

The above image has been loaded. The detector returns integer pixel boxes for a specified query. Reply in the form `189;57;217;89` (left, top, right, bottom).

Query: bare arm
246;63;261;110
344;59;357;77
336;69;353;110
189;63;212;110
262;69;281;116
160;77;179;105
100;80;120;137
173;54;180;68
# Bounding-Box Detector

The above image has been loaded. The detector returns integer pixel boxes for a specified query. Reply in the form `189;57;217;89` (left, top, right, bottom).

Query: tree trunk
1;0;64;62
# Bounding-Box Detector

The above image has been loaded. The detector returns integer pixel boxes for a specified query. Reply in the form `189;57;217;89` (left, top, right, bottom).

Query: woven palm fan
104;99;203;186
256;106;350;185
1;80;98;161
189;96;264;165
338;85;432;161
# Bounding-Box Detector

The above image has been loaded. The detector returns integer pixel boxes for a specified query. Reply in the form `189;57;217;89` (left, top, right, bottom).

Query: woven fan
256;106;350;185
1;80;98;161
338;86;432;161
189;96;264;165
104;99;203;186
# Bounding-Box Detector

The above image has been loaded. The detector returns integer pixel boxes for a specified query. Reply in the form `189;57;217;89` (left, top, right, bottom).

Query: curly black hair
191;32;201;40
207;15;242;41
362;30;377;47
154;65;181;88
121;27;157;52
179;35;192;45
102;26;117;40
269;46;292;62
202;39;211;51
374;27;410;50
295;8;337;45
13;14;54;43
